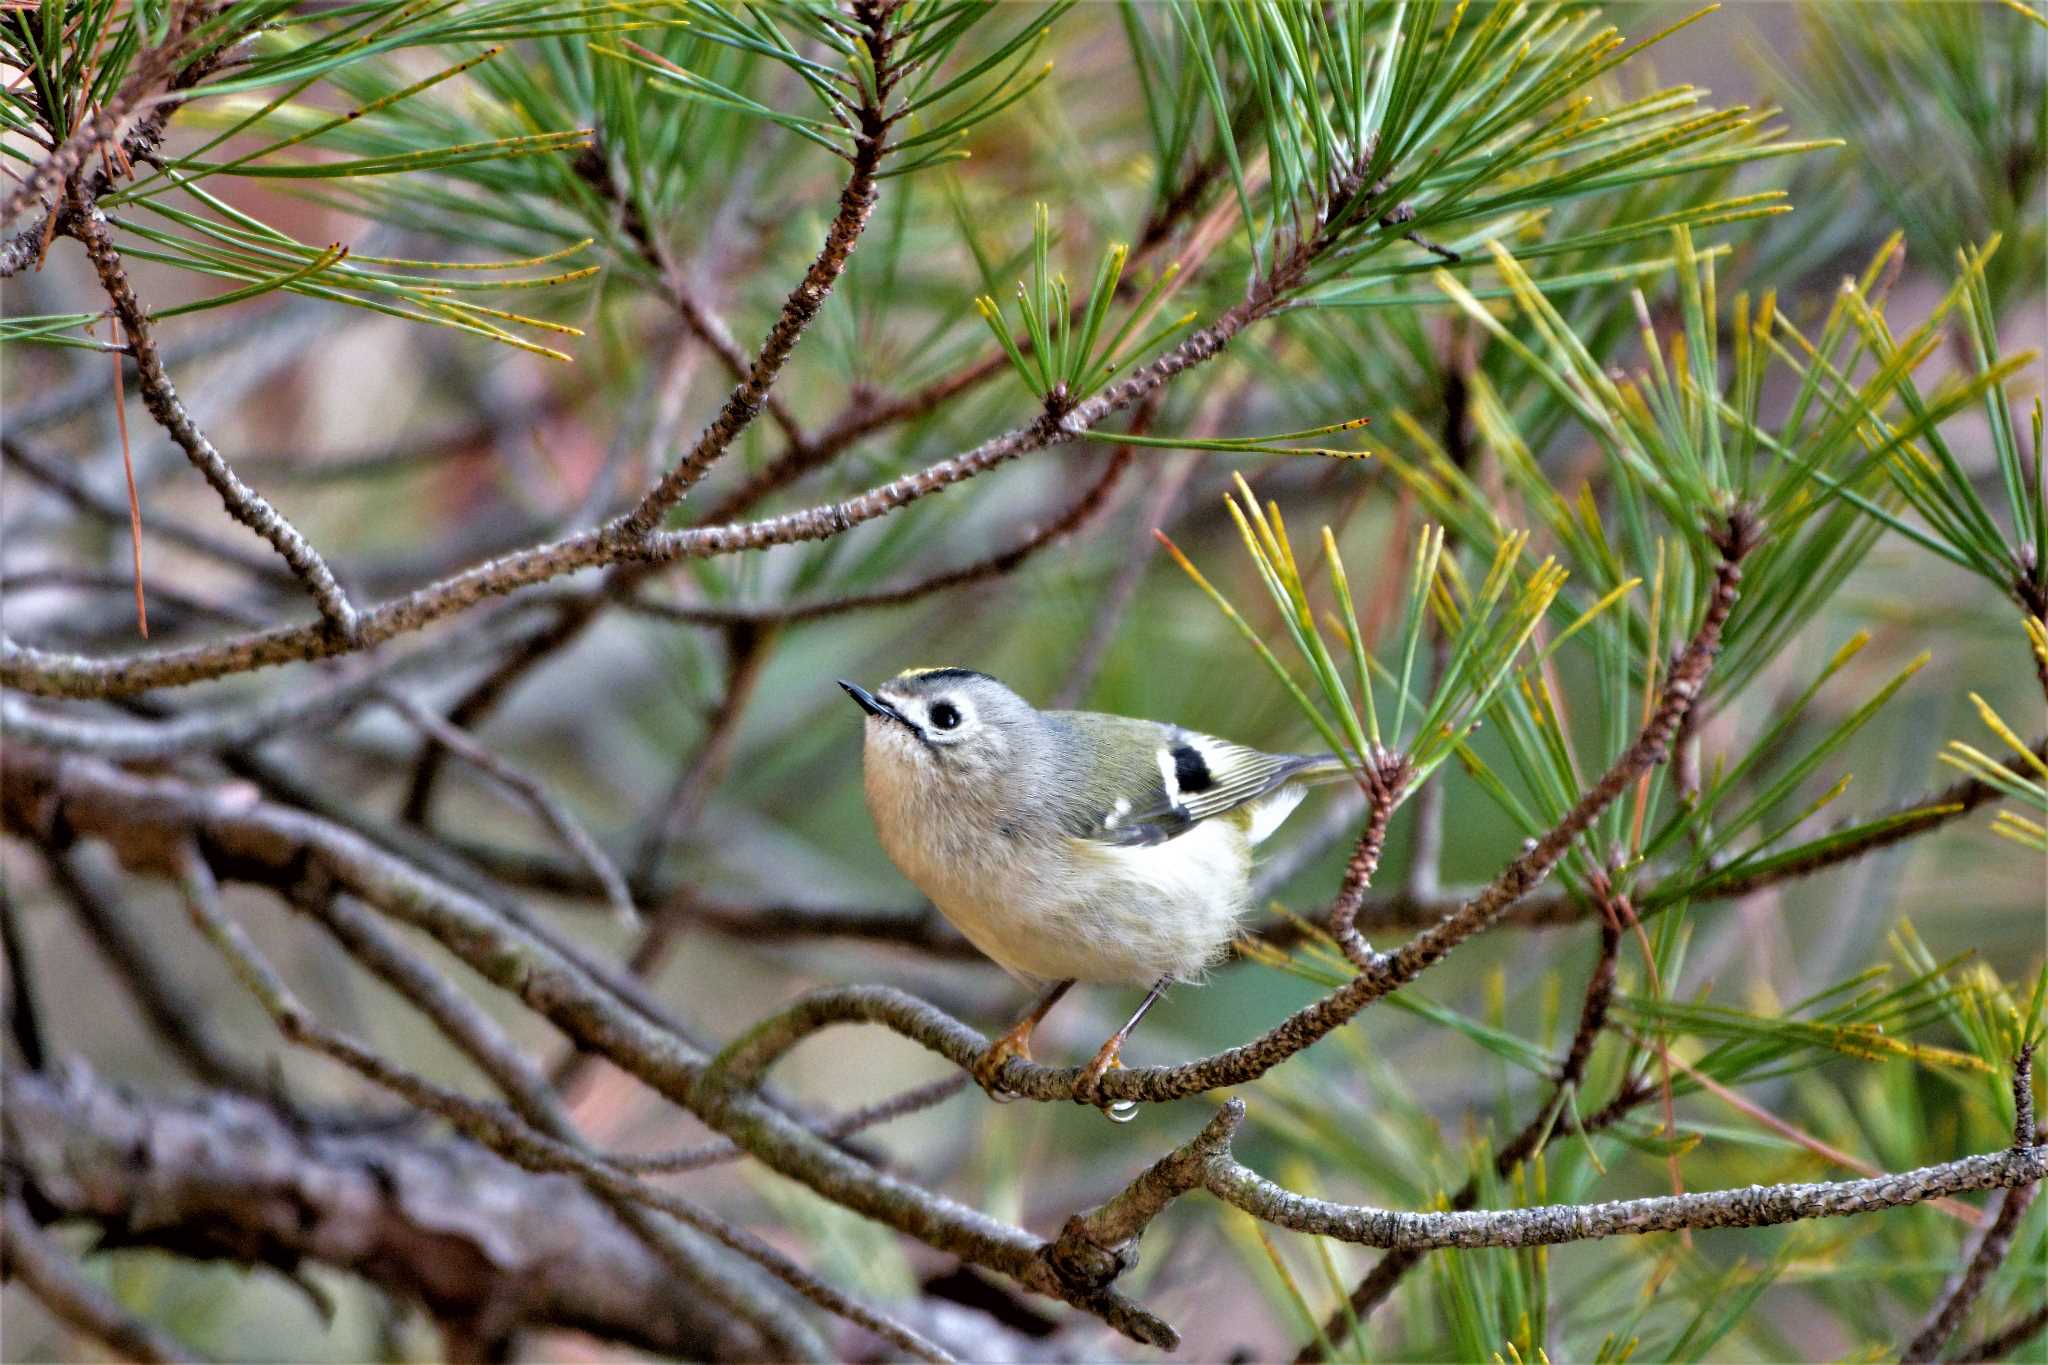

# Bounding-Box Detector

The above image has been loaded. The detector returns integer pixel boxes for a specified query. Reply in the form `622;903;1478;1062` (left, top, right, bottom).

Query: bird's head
837;667;1038;792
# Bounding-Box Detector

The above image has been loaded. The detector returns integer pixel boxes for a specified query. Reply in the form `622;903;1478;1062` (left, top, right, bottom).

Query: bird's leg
973;978;1074;1099
1077;978;1168;1118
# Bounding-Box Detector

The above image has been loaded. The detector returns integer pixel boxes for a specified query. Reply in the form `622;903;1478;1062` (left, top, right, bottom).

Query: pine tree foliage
1;2;2043;1361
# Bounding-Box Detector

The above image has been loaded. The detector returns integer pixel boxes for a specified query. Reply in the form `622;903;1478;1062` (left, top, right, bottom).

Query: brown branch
4;1064;774;1360
1946;1304;2048;1362
397;598;599;826
1902;1181;2041;1363
1302;911;1624;1360
607;1075;969;1174
0;236;1277;700
0;748;1176;1348
376;688;638;928
697;144;1221;527
615;5;892;539
1;1194;200;1364
1203;1143;2045;1248
63;199;359;637
1044;1101;1247;1294
3;433;295;588
0;1;213;231
0;882;49;1071
630;621;777;886
622;443;1133;628
1326;755;1412;969
41;846;278;1098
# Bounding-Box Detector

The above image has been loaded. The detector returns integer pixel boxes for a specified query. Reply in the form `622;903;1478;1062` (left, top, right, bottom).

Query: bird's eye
929;701;961;730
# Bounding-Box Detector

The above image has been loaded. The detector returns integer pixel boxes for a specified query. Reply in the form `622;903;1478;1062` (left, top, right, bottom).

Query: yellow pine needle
348;237;596;271
1968;692;2048;779
1991;812;2048;849
436;299;585;337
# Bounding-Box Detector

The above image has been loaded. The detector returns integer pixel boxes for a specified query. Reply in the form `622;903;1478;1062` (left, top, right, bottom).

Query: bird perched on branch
840;666;1352;1117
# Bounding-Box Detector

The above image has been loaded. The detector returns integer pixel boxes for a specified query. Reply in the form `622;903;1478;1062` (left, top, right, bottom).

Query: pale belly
890;819;1255;985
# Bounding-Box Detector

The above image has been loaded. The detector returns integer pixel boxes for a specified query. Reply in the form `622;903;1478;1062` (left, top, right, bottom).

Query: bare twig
631;621;777;887
0;883;50;1070
377;688;638;928
3;432;295;587
607;1074;969;1173
0;749;1175;1347
4;1064;773;1360
63;199;359;637
1301;912;1624;1359
1946;1304;2048;1363
623;444;1133;629
1326;755;1412;968
1902;1181;2041;1362
1;1195;199;1364
43;846;277;1098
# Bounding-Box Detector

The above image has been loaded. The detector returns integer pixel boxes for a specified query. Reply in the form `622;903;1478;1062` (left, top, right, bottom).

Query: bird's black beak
838;679;909;727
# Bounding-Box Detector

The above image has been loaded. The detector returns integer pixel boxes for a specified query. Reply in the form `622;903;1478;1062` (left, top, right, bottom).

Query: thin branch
1043;1101;1247;1295
622;444;1133;629
631;621;777;886
1326;756;1412;969
1302;911;1623;1360
1946;1304;2048;1363
0;883;49;1071
4;1065;772;1360
0;1195;200;1364
3;432;295;587
616;7;892;540
606;1075;968;1173
397;598;599;827
1902;1182;2041;1362
63;199;359;637
0;749;1176;1348
42;846;277;1098
377;688;638;928
1204;1142;2045;1248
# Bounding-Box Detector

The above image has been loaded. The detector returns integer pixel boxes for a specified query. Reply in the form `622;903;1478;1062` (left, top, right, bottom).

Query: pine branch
1;1194;199;1364
64;199;359;638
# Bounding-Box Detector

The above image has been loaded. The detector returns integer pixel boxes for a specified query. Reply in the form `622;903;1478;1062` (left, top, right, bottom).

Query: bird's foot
1077;1037;1138;1124
972;1024;1034;1102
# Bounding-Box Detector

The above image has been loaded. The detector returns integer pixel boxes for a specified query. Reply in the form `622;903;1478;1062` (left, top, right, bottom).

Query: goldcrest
840;666;1348;1110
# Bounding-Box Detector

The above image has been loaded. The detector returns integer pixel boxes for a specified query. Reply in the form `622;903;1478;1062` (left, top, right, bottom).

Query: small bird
840;666;1350;1113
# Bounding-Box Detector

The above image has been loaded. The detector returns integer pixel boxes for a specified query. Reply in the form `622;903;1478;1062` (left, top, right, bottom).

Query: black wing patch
1085;733;1330;848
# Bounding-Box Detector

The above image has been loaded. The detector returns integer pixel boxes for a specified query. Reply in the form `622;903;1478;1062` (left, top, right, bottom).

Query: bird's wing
1049;713;1343;848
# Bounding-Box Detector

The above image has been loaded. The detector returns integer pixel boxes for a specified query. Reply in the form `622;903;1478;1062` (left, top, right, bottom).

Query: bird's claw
1077;1039;1138;1123
972;1029;1032;1102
